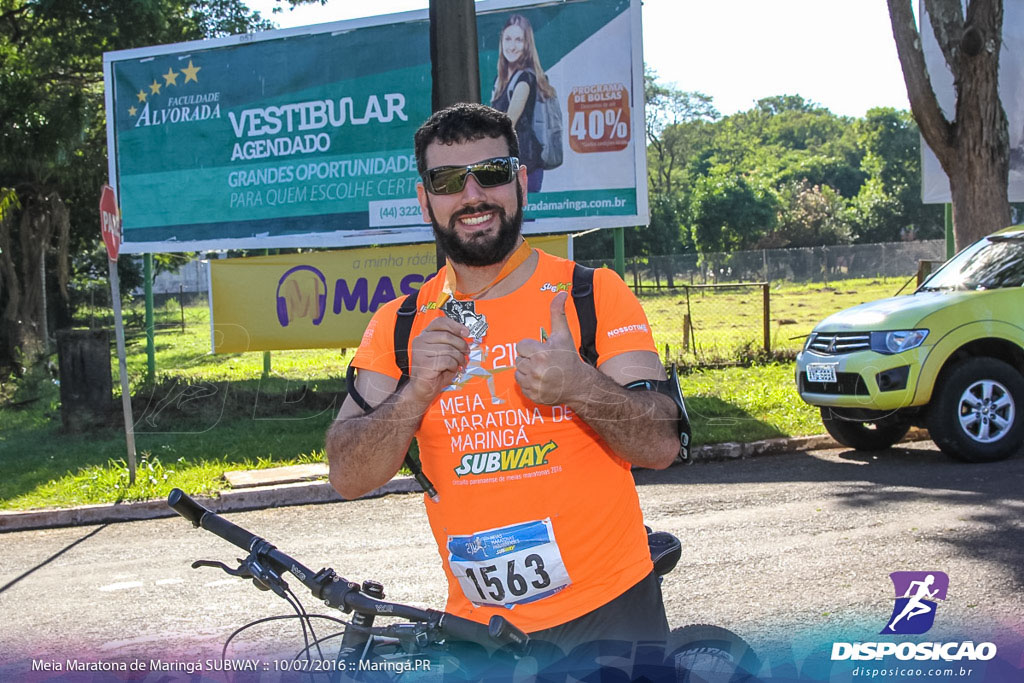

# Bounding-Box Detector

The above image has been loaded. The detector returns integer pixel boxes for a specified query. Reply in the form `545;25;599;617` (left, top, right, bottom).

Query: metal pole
108;261;137;485
762;282;771;354
39;248;49;354
144;253;155;383
614;227;625;279
944;203;954;258
429;0;480;270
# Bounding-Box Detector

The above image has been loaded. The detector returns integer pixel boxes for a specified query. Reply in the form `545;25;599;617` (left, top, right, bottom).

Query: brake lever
191;558;289;598
191;559;254;579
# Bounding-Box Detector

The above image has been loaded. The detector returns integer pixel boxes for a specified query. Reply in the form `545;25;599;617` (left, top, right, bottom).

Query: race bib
447;519;571;608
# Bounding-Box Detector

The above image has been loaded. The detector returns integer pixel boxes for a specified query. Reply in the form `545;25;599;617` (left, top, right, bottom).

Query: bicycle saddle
647;528;682;577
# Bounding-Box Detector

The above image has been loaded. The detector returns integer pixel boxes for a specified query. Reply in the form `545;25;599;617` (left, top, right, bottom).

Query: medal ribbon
437;239;532;305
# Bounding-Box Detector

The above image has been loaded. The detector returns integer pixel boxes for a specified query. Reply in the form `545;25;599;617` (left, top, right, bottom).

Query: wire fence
579;239;945;365
578;239;945;289
638;283;771;366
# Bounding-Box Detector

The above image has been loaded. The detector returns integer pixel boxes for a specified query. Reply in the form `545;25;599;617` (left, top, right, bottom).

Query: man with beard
325;103;680;657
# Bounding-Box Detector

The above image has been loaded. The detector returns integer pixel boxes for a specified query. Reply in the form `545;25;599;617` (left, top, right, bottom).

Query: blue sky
245;0;911;118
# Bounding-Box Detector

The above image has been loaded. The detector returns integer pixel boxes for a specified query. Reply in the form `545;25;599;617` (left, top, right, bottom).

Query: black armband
623;365;692;461
345;361;375;413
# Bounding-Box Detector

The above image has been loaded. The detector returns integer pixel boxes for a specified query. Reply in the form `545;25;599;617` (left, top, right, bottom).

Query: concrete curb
0;429;930;534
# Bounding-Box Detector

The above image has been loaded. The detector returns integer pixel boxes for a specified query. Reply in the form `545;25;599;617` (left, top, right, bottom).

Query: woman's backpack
507;69;563;170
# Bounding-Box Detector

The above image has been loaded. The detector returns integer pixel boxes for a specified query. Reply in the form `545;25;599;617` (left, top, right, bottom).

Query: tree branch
887;0;956;170
923;0;965;71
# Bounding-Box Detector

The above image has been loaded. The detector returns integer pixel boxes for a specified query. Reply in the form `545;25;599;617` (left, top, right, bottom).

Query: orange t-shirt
351;250;657;632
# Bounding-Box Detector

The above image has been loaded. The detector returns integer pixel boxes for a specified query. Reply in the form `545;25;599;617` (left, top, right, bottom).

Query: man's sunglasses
422;156;520;195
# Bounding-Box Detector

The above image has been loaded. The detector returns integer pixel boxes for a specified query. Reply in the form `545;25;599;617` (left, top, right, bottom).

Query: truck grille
808;332;871;355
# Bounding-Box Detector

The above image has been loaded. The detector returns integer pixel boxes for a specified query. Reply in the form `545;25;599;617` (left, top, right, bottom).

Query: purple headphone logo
276;265;327;327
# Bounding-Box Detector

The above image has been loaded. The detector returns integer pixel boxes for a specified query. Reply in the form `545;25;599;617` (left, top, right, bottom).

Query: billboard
103;0;647;254
920;1;1024;203
208;234;570;353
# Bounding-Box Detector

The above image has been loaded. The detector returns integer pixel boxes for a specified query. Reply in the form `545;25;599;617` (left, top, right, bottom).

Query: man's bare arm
326;316;469;499
568;351;681;469
326;370;426;499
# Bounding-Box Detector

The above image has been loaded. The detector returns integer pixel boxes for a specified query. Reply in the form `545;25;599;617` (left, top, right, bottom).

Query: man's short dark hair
414;103;519;175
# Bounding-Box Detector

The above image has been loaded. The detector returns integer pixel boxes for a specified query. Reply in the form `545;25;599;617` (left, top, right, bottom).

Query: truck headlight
870;329;929;354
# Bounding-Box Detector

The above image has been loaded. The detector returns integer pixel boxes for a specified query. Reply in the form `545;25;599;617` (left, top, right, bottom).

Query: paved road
1;442;1022;677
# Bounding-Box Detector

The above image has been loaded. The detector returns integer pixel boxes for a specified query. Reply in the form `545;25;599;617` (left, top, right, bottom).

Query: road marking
99;581;144;592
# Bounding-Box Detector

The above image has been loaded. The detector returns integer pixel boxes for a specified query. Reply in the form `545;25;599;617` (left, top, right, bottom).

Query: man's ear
518;164;528;206
416;182;431;223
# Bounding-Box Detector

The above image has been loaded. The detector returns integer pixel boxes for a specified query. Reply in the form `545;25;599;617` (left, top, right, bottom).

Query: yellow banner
209;235;569;353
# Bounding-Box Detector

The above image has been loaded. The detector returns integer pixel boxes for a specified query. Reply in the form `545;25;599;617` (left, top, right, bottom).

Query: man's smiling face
417;136;528;267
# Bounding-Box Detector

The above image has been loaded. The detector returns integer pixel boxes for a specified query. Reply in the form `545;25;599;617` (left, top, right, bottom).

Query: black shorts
445;572;670;681
528;570;669;652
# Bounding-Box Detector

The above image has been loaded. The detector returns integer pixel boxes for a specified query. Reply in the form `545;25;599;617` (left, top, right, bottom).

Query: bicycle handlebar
166;488;528;653
168;488;260;553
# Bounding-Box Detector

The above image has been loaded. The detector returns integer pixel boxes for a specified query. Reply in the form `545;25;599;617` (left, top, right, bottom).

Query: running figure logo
881;571;949;635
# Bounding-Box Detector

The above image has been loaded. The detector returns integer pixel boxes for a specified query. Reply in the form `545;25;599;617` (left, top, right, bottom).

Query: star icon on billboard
129;105;138;117
181;60;201;84
162;67;179;87
136;90;147;102
149;80;162;95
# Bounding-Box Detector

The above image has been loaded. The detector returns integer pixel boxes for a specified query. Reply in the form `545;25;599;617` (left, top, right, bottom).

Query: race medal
441;298;488;340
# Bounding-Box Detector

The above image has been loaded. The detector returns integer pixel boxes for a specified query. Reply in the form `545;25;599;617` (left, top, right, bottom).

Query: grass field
642;275;911;364
0;275;912;511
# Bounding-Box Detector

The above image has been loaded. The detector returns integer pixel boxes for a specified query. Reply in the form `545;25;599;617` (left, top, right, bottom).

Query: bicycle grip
437;612;499;646
167;488;261;553
488;615;530;651
167;488;206;526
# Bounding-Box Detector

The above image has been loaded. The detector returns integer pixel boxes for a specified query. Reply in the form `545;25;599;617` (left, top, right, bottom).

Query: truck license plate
806;363;838;383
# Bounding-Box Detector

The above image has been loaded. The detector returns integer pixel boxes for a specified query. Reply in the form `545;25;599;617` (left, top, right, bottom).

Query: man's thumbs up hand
515;292;588;405
547;289;572;338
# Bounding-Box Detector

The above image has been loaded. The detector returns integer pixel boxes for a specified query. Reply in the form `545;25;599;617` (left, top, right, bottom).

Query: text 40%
570;108;628;141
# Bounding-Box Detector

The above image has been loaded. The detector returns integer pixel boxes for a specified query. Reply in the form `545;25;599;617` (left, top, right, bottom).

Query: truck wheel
820;408;910;451
928;357;1024;463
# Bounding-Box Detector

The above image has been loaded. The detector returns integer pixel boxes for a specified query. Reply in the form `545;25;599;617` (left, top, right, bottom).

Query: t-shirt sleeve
350;298;405;379
591;267;658;362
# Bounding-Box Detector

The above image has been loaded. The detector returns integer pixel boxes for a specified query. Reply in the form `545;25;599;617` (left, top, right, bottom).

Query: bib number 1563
448;519;571;607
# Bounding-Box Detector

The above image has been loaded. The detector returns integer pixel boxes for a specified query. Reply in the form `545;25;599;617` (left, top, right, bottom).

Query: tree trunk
0;190;70;367
887;0;1010;250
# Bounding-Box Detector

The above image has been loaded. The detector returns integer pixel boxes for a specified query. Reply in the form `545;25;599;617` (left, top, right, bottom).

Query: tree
851;107;943;242
0;0;271;371
766;181;853;248
689;172;777;255
641;68;718;277
644;67;719;198
887;0;1010;249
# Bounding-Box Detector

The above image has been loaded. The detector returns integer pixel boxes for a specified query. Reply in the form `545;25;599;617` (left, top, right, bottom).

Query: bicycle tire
672;623;761;683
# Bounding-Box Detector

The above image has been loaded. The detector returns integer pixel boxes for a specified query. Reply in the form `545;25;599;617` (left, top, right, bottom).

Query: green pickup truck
795;225;1024;462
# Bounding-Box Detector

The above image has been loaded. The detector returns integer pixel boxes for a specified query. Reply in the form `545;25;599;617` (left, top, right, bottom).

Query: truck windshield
919;233;1024;291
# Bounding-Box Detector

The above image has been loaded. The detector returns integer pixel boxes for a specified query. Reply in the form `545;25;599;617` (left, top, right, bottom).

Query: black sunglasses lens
471;159;512;187
427;167;467;194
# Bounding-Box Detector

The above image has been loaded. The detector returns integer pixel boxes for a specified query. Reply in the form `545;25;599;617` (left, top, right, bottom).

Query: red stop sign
99;184;122;261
